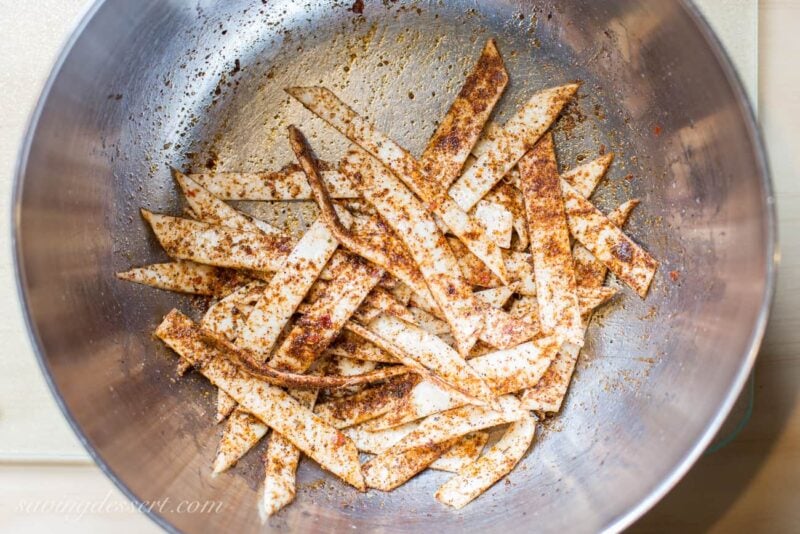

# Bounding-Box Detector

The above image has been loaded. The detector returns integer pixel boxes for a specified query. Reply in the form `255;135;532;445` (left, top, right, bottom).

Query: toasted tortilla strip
287;86;508;284
116;261;250;297
435;413;536;509
561;153;615;199
363;437;460;491
188;162;359;200
341;149;484;356
327;334;397;364
238;214;349;360
574;199;639;288
215;390;238;423
448;83;579;211
367;314;498;406
270;253;382;372
343;421;419;454
519;133;583;346
420;39;508;188
407;306;450;335
141;210;292;272
485;182;529;251
561;181;658;297
475;286;514;308
353;287;416;325
378;394;524;454
429;431;489;473
314;373;422;429
448;237;536;296
474;200;513;248
212;409;269;474
155;311;364;489
362;335;560;431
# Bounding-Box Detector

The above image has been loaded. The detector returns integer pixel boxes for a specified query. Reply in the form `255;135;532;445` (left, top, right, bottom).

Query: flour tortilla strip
420;39;508;188
328;334;397;364
362;437;460;492
238;214;350;360
343;421;419;454
560;153;615;199
270;254;382;372
429;431;489;473
187;162;359;200
448;83;579;212
155;311;364;489
314;373;422;429
519;133;583;346
215;390;238;423
574;199;639;288
342;149;484;356
485;182;529;251
435;412;536;509
353;287;416;325
173;169;284;236
211;409;269;474
116;261;250;297
449;237;536;296
475;286;514;308
474;200;513;248
287;87;508;284
141;210;292;272
362;335;560;431
407;306;451;335
561;181;658;297
379;394;524;455
367;314;498;407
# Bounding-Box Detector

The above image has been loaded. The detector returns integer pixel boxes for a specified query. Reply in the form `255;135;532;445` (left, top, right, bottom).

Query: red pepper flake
350;0;364;14
333;432;346;447
669;270;680;282
653;124;662;136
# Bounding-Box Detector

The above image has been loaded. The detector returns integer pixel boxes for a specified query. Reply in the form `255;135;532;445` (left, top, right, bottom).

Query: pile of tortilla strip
118;39;657;516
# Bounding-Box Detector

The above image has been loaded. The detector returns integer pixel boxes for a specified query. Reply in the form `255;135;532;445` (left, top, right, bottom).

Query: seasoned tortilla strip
328;334;397;364
430;431;489;473
448;83;579;211
485;182;529;251
362;335;559;431
215;390;238;423
474;200;513;248
173;169;284;236
353;287;416;325
202;281;265;341
574;199;639;288
212;409;268;474
449;237;536;295
238;215;349;360
519;133;583;346
314;374;421;429
155;311;364;489
116;261;250;297
342;149;484;356
435;413;536;509
141;210;292;272
561;181;658;297
407;306;450;335
367;314;498;407
286;87;508;284
187;163;359;200
475;286;514;309
380;394;524;454
420;39;508;188
270;254;382;372
343;421;419;454
560;153;615;199
363;437;460;491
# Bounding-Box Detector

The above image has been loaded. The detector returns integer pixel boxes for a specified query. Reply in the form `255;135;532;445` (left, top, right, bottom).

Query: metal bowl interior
14;1;774;533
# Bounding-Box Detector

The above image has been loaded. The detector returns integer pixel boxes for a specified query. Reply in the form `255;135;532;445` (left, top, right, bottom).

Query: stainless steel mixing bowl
13;1;775;532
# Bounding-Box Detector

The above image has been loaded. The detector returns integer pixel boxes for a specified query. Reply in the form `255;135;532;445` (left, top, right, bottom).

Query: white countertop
2;0;797;532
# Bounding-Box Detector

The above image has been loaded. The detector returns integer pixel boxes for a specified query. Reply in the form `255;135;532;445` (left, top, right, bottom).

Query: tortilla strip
327;334;397;364
519;133;583;346
435;413;536;509
173;169;284;236
212;409;269;474
215;391;238;423
561;181;658;297
141;210;292;273
367;314;498;407
343;421;419;454
485;182;529;251
574;199;639;288
154;311;364;489
116;261;251;297
286;86;508;284
352;287;416;325
187;162;359;200
362;335;559;431
474;200;513;248
420;39;508;188
560;153;615;199
238;214;349;360
448;83;579;212
270;253;382;372
407;306;450;335
341;148;484;356
362;437;460;492
314;373;422;429
429;431;489;473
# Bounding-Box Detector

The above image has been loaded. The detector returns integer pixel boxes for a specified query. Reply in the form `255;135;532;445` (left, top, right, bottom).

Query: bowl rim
10;1;777;532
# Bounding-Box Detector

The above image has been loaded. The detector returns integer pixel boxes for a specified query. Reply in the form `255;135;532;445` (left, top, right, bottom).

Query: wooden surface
0;0;796;532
